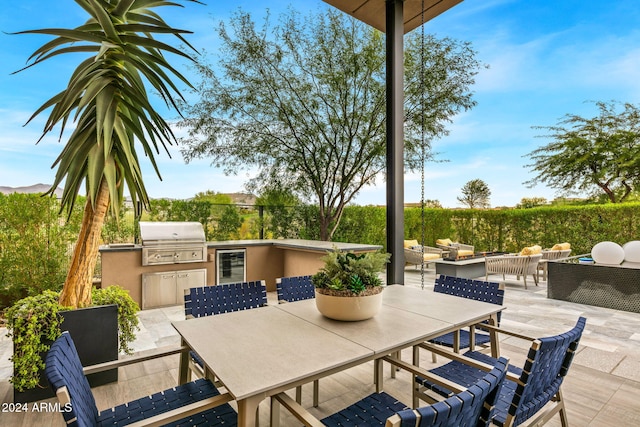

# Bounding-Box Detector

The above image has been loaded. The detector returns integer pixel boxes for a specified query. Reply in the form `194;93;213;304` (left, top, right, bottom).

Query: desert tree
526;101;640;203
178;8;484;240
457;179;491;208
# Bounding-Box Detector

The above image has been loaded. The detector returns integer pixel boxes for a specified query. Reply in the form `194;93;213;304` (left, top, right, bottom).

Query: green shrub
0;193;83;309
4;286;139;392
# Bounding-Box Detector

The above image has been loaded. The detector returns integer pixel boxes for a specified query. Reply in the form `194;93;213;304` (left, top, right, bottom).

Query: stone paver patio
1;268;639;426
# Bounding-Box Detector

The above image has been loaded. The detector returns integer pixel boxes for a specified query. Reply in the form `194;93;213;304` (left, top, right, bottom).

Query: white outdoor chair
485;253;543;289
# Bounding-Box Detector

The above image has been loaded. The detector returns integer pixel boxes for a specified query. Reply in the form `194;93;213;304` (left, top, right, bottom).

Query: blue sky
1;0;639;208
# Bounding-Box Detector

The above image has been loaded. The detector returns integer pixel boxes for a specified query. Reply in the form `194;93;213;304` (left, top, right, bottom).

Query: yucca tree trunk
59;180;110;308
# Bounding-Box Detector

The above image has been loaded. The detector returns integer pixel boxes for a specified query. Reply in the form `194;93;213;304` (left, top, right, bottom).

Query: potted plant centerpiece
312;247;390;321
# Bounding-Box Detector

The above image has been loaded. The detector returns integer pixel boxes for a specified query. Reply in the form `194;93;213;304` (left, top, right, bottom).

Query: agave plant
13;0;201;308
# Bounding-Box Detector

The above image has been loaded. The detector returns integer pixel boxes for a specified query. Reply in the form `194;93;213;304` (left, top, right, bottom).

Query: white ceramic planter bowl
315;290;383;321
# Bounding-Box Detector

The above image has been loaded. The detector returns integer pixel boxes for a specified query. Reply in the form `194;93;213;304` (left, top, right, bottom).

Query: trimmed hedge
4;193;638;310
321;203;640;255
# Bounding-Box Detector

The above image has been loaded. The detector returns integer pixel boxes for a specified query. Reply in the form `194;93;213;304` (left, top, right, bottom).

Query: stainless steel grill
139;221;208;266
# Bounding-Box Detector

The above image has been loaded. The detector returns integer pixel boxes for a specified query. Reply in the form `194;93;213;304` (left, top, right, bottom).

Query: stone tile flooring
1;268;640;426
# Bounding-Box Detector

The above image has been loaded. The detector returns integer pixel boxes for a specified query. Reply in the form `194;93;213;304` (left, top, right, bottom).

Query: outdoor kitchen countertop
100;239;382;252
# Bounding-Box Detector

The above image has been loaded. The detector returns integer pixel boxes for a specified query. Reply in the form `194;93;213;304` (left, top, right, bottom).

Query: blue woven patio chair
272;356;509;427
183;281;267;380
430;275;504;358
45;332;237;427
276;275;315;303
184;280;268;318
276;275;320;407
416;317;586;427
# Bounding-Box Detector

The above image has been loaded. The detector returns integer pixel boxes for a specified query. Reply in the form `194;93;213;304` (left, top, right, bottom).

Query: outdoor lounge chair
436;238;475;258
276;275;320;406
404;245;443;269
429;275;504;360
485;253;543;289
276;275;316;302
45;331;237;427
414;317;586;427
272;355;509;427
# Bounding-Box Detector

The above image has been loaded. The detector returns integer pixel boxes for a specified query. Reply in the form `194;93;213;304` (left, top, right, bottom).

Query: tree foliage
526;101;640;203
457;179;491;208
178;7;483;240
255;187;302;239
0;194;80;309
516;197;548;209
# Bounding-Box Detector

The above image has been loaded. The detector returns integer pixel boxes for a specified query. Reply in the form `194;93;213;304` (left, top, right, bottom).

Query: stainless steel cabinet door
176;269;207;303
142;272;177;309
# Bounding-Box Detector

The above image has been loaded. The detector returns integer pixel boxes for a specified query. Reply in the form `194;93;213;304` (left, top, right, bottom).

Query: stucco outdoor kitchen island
99;239;381;309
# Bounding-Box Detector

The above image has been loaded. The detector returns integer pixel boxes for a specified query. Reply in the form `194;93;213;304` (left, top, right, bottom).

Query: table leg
237;394;264;427
374;358;384;393
270;396;281;427
390;351;401;378
178;338;190;385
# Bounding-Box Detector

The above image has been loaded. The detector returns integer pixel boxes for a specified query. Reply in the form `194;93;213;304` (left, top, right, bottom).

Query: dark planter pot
13;304;119;403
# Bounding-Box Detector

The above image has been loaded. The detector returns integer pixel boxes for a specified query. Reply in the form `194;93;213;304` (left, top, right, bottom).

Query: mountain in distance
0;184;63;198
0;185;253;205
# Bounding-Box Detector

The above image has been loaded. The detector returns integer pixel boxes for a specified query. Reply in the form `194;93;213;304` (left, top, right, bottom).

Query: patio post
386;0;405;285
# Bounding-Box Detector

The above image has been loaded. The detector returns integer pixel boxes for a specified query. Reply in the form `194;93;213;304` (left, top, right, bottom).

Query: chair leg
413;346;421;408
558;390;569;427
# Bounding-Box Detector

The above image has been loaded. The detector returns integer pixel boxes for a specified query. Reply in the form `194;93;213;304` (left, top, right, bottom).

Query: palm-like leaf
12;0;202;308
15;0;201;216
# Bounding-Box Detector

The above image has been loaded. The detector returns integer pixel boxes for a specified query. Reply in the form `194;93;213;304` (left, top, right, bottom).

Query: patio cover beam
323;0;463;285
322;0;463;34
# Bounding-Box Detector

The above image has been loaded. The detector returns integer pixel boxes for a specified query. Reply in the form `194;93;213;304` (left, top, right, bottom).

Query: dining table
171;284;503;427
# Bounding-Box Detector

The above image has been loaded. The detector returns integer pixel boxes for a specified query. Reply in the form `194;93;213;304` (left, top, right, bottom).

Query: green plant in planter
4;286;139;392
92;286;140;354
4;291;66;392
312;247;390;297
